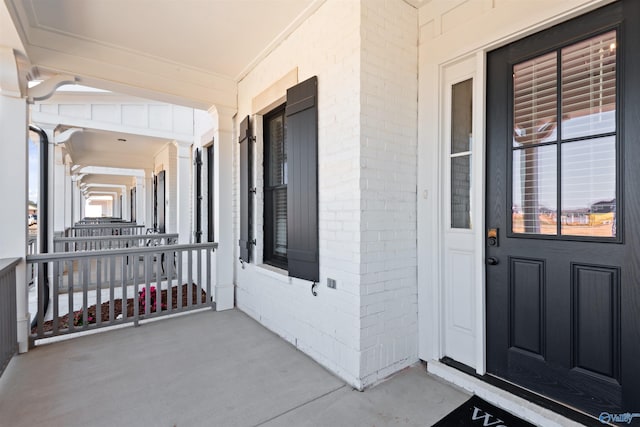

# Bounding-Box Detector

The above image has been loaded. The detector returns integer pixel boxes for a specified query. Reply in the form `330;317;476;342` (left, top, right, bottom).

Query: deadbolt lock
488;228;499;247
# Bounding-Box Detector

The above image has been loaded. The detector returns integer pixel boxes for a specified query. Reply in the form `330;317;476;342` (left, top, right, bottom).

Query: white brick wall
359;0;419;386
232;0;419;389
235;0;364;388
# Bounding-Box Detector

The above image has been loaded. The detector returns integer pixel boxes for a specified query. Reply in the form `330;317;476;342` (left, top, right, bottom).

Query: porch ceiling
81;174;133;187
65;128;170;170
3;0;430;110
3;0;319;110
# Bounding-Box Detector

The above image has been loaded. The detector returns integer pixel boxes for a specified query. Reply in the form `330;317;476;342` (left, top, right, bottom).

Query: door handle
486;257;499;265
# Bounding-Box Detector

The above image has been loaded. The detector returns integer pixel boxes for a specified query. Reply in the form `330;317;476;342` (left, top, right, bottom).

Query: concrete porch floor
0;309;469;427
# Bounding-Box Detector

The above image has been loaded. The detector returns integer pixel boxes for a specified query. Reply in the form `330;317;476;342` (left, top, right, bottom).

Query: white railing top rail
54;233;180;244
27;242;218;263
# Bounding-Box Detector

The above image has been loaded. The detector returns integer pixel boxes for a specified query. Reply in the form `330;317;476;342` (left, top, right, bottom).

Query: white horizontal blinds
268;115;286;187
513;52;557;147
561;30;616;139
451;78;472;229
273;188;287;256
560;31;617;238
512;53;558;234
266;110;288;258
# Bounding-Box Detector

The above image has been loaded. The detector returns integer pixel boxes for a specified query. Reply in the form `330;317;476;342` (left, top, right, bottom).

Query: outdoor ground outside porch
0;309;468;427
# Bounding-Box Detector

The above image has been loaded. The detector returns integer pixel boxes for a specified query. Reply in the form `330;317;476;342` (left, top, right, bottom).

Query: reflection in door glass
561;137;616;237
561;30;616;139
512;145;557;234
451;78;473;229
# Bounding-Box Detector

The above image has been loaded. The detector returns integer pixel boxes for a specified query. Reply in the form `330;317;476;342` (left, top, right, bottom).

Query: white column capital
208;105;236;134
0;47;24;98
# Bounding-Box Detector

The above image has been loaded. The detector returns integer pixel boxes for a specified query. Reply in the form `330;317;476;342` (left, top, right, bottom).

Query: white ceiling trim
235;0;326;82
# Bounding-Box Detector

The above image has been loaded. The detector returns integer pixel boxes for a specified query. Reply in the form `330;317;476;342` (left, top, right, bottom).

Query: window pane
512;145;557;235
268;114;286;186
561;137;616;237
561;31;616;139
451;79;472;154
273;188;287;257
513;52;558;147
451;155;471;229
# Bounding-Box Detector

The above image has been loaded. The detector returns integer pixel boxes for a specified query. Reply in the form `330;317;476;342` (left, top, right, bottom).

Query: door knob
487;257;499;265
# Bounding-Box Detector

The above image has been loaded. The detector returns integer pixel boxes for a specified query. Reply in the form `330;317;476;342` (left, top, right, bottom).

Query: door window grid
511;30;617;238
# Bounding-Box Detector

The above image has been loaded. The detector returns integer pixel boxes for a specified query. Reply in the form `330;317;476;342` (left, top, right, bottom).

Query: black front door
486;0;640;418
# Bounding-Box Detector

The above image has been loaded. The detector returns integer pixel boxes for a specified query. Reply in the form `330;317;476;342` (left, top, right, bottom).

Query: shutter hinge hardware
250;136;257;143
311;282;318;296
239;258;245;269
249;187;257;194
249;239;256;247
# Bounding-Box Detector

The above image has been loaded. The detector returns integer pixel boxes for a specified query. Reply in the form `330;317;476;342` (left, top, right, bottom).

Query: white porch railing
27;243;217;342
0;258;19;377
53;233;179;252
67;223;146;237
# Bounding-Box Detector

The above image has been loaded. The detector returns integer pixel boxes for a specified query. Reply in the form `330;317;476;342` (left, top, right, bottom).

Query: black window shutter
238;115;253;263
285;76;319;282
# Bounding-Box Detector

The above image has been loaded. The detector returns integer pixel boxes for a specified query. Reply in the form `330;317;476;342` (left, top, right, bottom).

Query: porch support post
0;47;29;352
176;141;192;244
210;106;234;311
63;158;72;229
72;175;81;225
135;176;144;225
53;145;65;234
144;169;153;229
113;190;121;218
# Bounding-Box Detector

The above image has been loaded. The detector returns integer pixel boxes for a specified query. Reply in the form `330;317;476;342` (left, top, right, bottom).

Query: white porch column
176;141;192;244
80;190;85;219
72;175;81;225
0;47;29;352
53;143;65;236
63;160;72;229
144;169;153;229
210;106;234;311
135;176;144;225
113;191;121;218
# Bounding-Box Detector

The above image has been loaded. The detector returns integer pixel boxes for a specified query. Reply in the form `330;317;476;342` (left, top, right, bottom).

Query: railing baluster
36;262;44;337
165;249;171;313
121;255;127;322
68;260;74;332
133;254;139;325
109;255;115;324
155;250;161;315
177;251;183;311
206;248;212;308
197;248;202;307
96;257;102;326
82;258;89;329
53;260;59;334
187;250;193;308
144;253;150;317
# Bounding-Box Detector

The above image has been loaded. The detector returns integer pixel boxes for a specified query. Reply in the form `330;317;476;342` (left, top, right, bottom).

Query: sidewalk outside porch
0;309;469;427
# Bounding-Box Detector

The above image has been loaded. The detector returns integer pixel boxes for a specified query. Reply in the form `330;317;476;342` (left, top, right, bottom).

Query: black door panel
486;0;640;417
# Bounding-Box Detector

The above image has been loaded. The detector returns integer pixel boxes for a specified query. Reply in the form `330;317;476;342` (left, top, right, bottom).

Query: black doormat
432;395;536;427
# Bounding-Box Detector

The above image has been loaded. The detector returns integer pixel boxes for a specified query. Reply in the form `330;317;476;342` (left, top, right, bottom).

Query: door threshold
428;359;599;427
